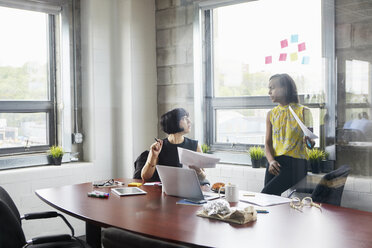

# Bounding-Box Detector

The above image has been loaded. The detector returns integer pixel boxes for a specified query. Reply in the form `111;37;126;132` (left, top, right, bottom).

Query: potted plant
308;148;325;174
201;144;211;154
249;146;265;168
48;146;64;165
320;151;334;173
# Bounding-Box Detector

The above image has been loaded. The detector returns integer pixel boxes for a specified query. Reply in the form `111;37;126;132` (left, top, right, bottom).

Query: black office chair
101;227;189;248
289;165;350;206
133;150;210;186
0;186;89;248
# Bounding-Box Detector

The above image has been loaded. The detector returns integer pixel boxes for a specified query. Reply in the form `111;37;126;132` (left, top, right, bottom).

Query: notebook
157;165;219;201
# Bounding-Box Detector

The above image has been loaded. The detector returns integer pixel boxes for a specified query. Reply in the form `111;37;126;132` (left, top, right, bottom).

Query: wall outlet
72;133;83;144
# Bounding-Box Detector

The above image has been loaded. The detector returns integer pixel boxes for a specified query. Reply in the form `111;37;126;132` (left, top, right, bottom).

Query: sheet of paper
239;191;292;206
143;182;162;186
178;147;220;168
289;106;318;139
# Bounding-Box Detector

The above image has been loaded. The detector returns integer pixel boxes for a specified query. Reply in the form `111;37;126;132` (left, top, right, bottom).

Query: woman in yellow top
261;74;315;196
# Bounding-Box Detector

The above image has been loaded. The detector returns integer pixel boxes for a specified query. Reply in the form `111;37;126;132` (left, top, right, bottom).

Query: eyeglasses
93;179;124;187
290;197;321;212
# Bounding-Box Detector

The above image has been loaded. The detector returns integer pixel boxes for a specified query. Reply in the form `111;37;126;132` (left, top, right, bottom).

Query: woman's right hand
268;160;281;176
150;139;163;158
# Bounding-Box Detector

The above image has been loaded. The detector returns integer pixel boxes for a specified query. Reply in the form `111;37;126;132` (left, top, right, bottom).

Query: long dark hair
160;108;189;134
270;73;299;103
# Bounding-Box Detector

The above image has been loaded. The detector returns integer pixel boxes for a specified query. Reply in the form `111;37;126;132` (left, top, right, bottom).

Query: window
0;0;75;168
197;0;335;152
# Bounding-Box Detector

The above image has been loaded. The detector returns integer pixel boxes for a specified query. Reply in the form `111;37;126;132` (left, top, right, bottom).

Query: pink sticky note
265;56;272;64
280;39;288;48
298;42;306;52
279;53;287;61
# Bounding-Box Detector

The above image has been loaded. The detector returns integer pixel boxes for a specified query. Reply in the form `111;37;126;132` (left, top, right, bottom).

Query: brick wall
155;0;196;137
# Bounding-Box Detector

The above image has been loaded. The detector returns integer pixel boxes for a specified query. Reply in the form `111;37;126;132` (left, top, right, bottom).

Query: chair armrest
22;211;58;220
28;234;72;245
21;211;75;236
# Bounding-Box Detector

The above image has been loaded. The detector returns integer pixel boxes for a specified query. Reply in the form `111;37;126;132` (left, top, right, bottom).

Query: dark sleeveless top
152;137;198;181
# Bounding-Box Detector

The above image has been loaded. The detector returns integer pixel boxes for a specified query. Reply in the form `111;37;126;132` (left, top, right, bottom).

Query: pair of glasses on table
290;197;322;212
93;179;124;187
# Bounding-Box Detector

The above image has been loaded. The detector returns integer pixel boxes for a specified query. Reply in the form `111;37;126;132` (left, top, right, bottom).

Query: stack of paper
239;191;292;206
177;147;220;168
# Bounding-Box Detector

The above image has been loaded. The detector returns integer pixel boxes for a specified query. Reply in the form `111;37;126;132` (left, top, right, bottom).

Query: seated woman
141;108;207;184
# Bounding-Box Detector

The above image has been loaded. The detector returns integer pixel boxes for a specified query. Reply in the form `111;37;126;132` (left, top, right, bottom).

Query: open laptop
157;165;219;201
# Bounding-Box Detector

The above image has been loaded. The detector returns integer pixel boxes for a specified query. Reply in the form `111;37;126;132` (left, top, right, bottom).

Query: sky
0;6;47;67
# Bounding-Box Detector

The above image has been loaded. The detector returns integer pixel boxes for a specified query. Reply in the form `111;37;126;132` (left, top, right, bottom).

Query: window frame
194;0;336;157
0;0;75;169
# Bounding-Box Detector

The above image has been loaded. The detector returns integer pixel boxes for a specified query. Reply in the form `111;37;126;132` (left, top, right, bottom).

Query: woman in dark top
141;108;206;182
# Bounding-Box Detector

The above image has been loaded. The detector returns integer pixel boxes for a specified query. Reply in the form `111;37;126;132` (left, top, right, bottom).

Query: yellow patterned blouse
270;103;312;160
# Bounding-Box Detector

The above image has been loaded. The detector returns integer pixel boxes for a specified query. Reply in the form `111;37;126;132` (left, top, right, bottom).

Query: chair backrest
0;199;26;248
0;186;21;224
102;227;189;248
133;150;150;179
311;165;350;206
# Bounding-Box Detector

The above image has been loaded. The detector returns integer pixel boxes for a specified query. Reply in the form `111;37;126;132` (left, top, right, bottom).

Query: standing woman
261;74;315;196
141;108;207;183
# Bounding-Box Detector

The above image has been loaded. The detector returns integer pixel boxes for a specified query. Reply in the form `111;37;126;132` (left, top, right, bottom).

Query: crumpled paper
196;199;257;224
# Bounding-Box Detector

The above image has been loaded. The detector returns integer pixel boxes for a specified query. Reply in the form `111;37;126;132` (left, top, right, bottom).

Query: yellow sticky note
128;182;142;187
290;52;298;61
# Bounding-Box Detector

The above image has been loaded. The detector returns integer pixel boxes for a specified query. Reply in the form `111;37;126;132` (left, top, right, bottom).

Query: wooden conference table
35;179;372;248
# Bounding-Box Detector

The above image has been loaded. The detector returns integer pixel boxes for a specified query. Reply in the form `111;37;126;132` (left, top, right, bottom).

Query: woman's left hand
303;136;315;149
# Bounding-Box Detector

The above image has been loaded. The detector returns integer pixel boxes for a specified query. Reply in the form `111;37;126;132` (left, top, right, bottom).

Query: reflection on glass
0;7;48;100
216;108;320;145
0;113;47;148
216;109;268;145
212;0;323;98
342;109;372;142
345;60;370;104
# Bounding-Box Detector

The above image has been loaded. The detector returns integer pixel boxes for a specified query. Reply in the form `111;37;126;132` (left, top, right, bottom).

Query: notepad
176;199;206;206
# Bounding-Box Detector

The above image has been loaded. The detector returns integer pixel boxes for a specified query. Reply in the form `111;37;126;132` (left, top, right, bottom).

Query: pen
256;209;269;214
243;193;255;197
154;138;160;143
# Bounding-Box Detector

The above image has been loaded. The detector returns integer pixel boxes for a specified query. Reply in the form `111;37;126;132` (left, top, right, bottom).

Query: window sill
0;153;82;170
0;161;93;184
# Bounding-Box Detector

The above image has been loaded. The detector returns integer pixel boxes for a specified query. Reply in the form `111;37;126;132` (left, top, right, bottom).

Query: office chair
288;165;350;206
102;227;189;248
0;186;89;248
133;150;210;186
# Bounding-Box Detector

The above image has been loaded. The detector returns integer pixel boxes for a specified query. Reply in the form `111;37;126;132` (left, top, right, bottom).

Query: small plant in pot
249;146;265;168
308;148;325;174
201;144;211;154
320;151;334;173
48;146;64;165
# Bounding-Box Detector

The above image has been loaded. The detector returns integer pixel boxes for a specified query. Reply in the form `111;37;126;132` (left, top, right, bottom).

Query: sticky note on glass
265;56;272;64
290;52;298;61
298;42;306;52
291;34;298;43
279;53;287;61
302;56;310;64
280;39;288;48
